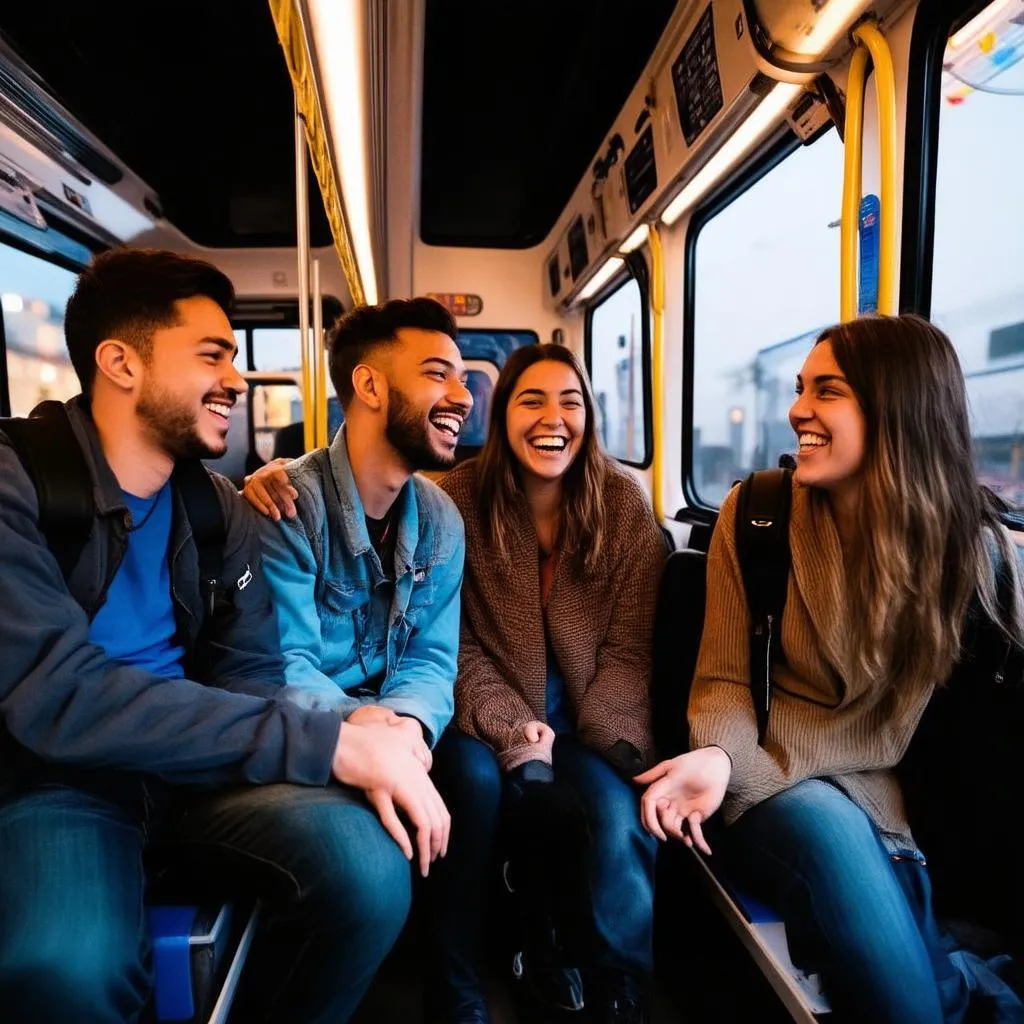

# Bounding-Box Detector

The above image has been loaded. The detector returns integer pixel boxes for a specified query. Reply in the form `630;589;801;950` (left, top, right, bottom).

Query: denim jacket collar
327;425;420;575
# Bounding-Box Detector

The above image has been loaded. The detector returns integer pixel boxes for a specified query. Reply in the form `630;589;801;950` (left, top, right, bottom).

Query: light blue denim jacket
257;427;465;745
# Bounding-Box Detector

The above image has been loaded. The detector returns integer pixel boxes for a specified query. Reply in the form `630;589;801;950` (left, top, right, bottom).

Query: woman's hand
242;458;298;520
521;720;555;762
634;745;732;854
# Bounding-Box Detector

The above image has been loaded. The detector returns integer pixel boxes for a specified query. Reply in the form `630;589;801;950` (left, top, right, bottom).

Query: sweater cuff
499;741;553;773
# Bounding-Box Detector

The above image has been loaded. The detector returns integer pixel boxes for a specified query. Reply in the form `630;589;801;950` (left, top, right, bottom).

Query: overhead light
1;293;24;314
619;224;649;254
661;83;802;226
577;257;624;302
306;0;379;305
786;0;868;57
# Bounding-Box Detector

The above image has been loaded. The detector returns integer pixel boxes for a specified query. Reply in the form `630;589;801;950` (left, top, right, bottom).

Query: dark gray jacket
0;397;341;786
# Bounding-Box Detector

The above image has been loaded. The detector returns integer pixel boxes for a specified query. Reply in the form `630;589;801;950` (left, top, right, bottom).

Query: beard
136;378;224;461
385;385;458;471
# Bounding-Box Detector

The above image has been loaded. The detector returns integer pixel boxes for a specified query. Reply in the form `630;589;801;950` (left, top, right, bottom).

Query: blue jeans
425;730;656;1013
0;777;412;1023
722;778;970;1024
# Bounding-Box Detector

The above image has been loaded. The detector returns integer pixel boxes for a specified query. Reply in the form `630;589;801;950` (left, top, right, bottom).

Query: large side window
587;277;650;466
2;244;80;416
931;0;1024;508
689;129;845;506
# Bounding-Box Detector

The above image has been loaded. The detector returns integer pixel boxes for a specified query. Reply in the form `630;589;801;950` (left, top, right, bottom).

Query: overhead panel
545;0;912;310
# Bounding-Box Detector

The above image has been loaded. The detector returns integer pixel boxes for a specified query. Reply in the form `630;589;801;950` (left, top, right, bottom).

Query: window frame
584;259;654;470
681;128;801;515
233;297;344;372
900;0;991;317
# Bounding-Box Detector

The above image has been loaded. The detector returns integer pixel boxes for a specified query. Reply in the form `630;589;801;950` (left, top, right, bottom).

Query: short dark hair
64;247;235;394
327;297;457;407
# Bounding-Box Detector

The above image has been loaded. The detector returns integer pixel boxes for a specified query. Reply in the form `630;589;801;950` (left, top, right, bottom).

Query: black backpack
2;400;226;620
733;467;1024;748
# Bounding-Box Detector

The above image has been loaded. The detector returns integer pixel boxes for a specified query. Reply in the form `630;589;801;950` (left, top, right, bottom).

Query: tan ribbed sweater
690;480;934;848
440;458;667;772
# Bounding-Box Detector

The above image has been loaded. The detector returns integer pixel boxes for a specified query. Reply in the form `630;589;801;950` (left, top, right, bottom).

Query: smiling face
505;359;587;485
134;295;246;460
789;338;867;499
380;327;473;470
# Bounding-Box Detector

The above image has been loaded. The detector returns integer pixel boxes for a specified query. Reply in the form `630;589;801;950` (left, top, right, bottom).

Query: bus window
252;327;302;371
931;0;1024;509
689;128;844;506
587;277;649;466
454;330;535;447
2;245;80;416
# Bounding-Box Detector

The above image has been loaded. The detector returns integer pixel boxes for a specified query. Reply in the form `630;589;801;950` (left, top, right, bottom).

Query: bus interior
1;0;1022;1020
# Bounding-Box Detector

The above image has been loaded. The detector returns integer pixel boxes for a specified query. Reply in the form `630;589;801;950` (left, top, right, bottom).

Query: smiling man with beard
247;298;472;764
0;250;454;1023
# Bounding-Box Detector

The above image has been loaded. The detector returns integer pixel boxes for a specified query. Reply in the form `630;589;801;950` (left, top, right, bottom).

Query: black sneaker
512;950;585;1013
591;972;648;1024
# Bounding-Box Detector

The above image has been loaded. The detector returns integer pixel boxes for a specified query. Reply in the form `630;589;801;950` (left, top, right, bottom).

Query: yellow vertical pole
647;224;665;523
841;45;868;322
853;21;898;316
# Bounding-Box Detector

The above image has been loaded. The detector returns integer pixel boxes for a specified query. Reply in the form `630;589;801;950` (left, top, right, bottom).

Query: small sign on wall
427;292;483;317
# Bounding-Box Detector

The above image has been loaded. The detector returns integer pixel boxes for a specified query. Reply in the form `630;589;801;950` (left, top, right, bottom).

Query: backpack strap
171;459;225;620
2;400;94;581
735;468;793;745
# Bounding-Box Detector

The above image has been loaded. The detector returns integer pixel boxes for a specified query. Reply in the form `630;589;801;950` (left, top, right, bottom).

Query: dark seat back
651;548;707;759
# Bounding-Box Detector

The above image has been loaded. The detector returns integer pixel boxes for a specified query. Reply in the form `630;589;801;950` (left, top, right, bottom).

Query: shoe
591;972;648;1024
424;998;490;1024
512;950;585;1012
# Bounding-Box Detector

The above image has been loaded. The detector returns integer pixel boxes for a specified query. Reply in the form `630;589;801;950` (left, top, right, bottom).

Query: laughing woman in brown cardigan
424;344;667;1024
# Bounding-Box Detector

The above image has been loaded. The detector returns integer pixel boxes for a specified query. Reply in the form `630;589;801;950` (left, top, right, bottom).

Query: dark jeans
722;778;973;1024
425;730;656;1014
0;776;412;1023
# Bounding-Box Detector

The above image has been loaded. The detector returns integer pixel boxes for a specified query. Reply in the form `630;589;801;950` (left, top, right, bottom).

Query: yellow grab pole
647;223;665;523
841;44;868;322
312;258;328;448
852;21;898;315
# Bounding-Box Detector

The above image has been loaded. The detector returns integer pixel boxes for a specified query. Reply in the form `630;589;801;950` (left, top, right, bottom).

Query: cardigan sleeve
454;616;547;771
575;476;665;768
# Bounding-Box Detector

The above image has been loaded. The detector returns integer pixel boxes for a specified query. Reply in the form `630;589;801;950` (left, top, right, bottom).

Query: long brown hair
475;344;608;575
814;313;1023;693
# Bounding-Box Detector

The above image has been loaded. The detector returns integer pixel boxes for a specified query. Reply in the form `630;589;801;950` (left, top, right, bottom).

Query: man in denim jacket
0;250;449;1024
245;298;471;754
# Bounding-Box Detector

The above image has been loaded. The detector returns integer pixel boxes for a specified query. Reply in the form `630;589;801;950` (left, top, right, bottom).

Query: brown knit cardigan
689;480;936;848
440;457;667;772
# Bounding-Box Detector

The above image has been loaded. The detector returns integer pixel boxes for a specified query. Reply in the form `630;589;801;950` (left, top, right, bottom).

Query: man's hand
332;720;449;876
243;458;298;521
348;705;431;770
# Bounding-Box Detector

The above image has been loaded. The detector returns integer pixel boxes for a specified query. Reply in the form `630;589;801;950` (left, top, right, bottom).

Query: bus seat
651;548;706;759
147;902;259;1023
650;545;830;1019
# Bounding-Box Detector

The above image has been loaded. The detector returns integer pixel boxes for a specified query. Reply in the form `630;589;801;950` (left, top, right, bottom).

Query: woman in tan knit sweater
425;344;667;1024
637;315;1024;1022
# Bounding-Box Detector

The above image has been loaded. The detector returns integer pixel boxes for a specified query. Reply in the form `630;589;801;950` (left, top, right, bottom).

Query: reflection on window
2;245;80;416
588;277;647;464
691;129;844;505
933;0;1024;509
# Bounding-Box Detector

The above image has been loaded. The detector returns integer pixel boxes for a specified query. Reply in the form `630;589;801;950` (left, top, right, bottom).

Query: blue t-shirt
88;482;185;678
